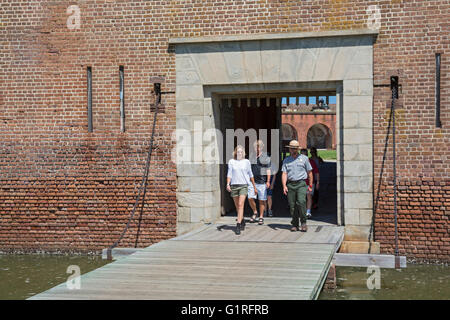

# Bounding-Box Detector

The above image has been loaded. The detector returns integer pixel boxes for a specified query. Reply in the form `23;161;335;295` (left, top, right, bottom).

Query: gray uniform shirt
281;154;312;181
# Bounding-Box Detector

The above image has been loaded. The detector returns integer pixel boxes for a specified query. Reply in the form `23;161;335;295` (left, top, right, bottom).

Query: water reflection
0;254;110;300
319;264;450;300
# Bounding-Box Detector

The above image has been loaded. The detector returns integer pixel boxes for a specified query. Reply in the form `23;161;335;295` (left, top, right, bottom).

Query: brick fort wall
0;0;448;261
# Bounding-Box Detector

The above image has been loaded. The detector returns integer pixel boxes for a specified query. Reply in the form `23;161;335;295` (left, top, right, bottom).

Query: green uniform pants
287;180;307;227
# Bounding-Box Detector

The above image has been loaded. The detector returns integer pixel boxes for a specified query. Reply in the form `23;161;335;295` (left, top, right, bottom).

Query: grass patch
316;149;336;160
283;149;336;160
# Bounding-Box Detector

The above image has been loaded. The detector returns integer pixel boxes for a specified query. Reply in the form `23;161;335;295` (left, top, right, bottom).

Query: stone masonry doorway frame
171;30;377;240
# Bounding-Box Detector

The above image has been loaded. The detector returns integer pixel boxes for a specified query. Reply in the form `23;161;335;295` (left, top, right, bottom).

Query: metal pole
120;66;125;132
87;67;93;132
436;53;441;128
391;76;400;268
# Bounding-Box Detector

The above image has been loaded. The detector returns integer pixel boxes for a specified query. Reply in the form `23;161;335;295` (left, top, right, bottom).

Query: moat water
0;254;448;300
319;264;450;300
0;254;110;300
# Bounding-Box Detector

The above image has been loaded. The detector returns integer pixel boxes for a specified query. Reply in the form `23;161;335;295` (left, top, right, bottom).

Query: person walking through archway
300;148;319;218
226;145;257;235
309;147;323;209
248;140;271;225
282;140;313;232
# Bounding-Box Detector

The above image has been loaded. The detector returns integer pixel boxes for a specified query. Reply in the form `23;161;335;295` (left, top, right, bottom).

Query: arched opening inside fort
281;123;298;150
307;123;333;149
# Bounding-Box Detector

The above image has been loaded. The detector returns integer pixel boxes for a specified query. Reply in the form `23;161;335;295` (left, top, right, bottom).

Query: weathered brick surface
0;1;448;260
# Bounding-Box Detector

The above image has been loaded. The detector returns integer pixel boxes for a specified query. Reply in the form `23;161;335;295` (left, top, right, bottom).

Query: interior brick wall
0;0;448;260
282;113;337;149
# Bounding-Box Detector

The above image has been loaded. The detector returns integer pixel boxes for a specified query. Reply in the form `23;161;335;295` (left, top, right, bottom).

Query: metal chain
106;101;159;260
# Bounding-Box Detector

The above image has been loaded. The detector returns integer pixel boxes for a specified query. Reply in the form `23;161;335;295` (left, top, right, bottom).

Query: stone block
343;80;359;95
280;40;300;82
314;46;341;81
343;129;372;145
358;144;373;161
343;95;372;112
177;191;215;208
339;241;380;254
360;209;373;225
343;144;358;161
352;46;373;65
176;85;204;101
345;208;360;225
177;70;202;85
343;160;372;177
177;177;191;192
177;163;205;177
358;111;372;128
176;100;205;116
345;192;373;209
343;177;362;193
241;41;263;83
190;207;206;222
296;46;318;82
343;112;359;128
189;176;216;192
344;64;373;80
261;40;281;83
223;42;246;83
344;225;372;241
176;56;196;71
191;45;230;84
358;79;373;96
176;221;203;236
329;45;358;80
359;177;372;193
204;99;213;116
177;207;191;222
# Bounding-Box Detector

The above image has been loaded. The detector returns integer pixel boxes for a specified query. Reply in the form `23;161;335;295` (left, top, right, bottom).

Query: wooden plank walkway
29;217;343;300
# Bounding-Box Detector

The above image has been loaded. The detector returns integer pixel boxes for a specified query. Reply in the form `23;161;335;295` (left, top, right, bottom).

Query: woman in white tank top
226;145;257;235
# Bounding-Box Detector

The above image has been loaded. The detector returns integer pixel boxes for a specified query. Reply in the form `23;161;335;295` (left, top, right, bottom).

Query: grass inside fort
283;149;337;160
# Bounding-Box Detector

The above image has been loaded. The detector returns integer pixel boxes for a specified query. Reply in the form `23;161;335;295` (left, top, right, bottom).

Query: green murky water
319;264;450;300
0;254;110;300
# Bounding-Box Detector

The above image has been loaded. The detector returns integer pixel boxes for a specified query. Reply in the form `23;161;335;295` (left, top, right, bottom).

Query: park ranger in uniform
281;140;314;232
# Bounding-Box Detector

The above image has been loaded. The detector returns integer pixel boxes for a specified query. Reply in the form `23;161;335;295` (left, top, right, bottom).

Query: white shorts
248;183;267;201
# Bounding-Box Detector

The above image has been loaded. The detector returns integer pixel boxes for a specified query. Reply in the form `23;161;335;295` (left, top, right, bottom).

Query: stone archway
307;123;332;149
172;30;377;242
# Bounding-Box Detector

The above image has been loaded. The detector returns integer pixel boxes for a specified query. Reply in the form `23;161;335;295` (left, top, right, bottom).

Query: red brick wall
0;1;448;260
375;179;449;262
282;113;336;149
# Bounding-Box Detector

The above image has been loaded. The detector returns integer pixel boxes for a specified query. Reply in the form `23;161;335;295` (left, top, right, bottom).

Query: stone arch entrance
307;123;332;149
172;30;376;243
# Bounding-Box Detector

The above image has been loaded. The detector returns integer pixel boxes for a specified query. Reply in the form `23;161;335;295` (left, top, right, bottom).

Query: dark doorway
233;97;278;156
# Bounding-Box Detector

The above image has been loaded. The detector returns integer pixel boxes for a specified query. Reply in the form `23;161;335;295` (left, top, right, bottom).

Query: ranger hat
287;140;300;150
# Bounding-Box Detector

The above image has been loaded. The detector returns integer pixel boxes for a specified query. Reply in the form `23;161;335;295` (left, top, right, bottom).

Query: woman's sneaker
268;209;273;217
